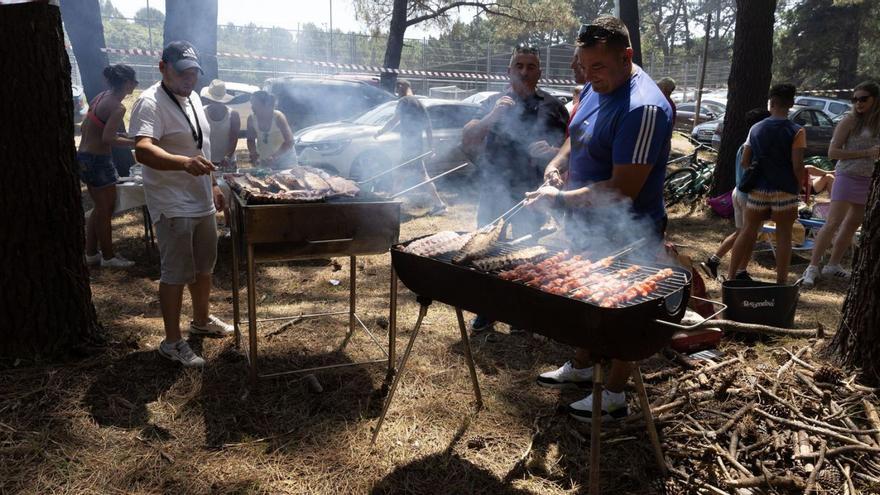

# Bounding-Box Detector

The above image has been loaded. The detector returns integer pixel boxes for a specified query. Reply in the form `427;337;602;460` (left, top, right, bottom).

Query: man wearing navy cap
129;41;233;367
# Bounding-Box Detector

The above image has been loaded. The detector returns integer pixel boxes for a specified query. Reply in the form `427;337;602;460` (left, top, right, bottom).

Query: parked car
795;96;851;120
72;84;87;127
294;98;481;182
543;87;574;105
711;105;836;156
691;115;723;145
675;100;725;130
462;91;498;105
265;77;396;132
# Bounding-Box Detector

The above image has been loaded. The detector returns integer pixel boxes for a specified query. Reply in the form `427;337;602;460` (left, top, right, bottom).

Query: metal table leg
339;255;357;351
371;302;429;446
633;366;667;475
246;243;259;384
454;308;483;410
590;364;604;495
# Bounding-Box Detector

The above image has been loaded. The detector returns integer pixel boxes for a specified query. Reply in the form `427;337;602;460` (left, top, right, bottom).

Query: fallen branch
755;408;870;447
724;474;805;490
803;440;827;494
693;319;822;338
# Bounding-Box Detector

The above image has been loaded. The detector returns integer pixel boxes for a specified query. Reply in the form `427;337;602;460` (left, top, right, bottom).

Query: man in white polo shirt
130;41;233;367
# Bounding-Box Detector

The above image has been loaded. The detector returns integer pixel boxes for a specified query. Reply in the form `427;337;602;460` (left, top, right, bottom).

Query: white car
294;98;481;186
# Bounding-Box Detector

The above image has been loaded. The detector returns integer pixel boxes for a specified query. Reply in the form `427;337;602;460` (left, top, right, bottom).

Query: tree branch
406;1;531;27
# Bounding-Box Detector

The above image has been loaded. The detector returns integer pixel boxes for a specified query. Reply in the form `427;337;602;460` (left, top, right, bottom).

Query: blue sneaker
469;315;494;332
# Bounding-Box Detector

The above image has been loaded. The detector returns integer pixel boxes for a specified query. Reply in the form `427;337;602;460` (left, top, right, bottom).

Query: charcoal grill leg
338;255;357;351
590;364;603;495
246;243;258;384
386;266;398;385
454;308;483;410
633;366;667;475
231;214;241;350
371;303;429;446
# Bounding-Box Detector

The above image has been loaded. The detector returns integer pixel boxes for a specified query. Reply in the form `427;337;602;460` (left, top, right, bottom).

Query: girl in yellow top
246;91;295;169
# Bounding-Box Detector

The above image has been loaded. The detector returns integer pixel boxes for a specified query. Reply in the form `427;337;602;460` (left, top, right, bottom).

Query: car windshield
352;101;397;125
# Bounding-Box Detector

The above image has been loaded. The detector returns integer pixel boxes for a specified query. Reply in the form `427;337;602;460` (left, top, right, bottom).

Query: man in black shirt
462;46;569;331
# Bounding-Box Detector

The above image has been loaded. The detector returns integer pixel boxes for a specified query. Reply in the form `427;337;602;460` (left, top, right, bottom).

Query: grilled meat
471;246;549;272
324;176;360;197
452;220;505;265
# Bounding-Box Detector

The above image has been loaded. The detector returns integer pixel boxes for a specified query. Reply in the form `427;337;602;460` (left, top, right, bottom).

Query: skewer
389;162;469;199
605;237;648;260
356;151;433;184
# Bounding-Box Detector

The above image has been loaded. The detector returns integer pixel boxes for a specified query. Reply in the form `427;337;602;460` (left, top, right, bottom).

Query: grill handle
654;296;727;330
306;237;355;244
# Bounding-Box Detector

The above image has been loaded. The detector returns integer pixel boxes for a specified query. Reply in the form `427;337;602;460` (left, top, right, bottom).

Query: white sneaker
802;265;820;288
537;361;594;388
101;255;135;268
190;315;234;337
821;264;851;280
85;251;102;266
568;389;629;422
158;339;205;367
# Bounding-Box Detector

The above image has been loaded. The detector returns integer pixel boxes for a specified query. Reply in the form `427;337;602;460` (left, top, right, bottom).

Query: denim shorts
77;152;118;188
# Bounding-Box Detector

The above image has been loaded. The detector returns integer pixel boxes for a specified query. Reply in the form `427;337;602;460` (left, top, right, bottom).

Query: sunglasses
577;23;617;45
852;95;873;104
514;44;539;55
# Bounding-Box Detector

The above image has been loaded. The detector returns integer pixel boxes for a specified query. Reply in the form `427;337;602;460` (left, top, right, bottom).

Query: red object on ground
670;327;722;353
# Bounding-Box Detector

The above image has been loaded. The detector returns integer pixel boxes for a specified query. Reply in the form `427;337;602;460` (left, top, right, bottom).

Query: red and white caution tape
101;47;577;86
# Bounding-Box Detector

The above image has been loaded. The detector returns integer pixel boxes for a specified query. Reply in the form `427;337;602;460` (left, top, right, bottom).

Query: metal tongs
476;179;552;232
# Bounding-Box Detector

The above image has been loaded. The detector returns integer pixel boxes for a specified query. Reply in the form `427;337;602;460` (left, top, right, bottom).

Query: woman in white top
802;81;880;286
200;79;241;171
246;91;295;169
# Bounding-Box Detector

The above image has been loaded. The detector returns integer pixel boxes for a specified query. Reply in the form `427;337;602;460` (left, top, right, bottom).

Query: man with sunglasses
461;45;569;333
130;41;233;368
526;16;674;421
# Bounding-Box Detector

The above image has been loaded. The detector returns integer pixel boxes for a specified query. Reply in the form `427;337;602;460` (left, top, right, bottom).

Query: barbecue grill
228;186;401;383
371;233;725;494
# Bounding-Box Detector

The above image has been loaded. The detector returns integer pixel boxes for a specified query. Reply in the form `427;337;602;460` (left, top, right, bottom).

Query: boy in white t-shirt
129;41;233;367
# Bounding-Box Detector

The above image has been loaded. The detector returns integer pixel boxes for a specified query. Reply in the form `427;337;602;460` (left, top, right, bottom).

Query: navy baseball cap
161;41;203;74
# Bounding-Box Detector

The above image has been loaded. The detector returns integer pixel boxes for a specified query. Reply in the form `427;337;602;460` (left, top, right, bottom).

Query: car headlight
304;140;351;155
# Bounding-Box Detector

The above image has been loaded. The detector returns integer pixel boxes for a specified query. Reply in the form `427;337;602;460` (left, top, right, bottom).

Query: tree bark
835;3;861;90
616;0;642;67
830;167;880;385
0;2;101;359
164;0;219;91
380;0;408;93
710;0;777;196
59;0;109;103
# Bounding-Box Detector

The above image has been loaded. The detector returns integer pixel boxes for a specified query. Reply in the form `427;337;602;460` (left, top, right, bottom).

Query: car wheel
350;151;392;193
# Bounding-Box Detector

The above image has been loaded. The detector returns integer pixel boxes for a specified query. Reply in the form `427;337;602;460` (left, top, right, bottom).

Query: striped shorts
746;189;799;213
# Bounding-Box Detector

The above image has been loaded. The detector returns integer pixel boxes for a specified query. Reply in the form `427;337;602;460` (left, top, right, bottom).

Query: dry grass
0;175;858;495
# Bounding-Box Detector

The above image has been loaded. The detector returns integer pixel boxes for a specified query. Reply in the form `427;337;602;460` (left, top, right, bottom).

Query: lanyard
161;82;203;150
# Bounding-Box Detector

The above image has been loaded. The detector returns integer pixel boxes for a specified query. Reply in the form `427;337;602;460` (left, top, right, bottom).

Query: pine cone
762;403;789;418
649;478;686;495
813;365;844;385
817;465;844;494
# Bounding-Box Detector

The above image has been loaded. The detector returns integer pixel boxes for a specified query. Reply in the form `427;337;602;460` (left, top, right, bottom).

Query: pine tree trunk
0;2;101;359
164;0;219;91
617;0;642;67
710;0;777;196
380;0;408;93
834;3;861;91
830;167;880;385
59;0;109;103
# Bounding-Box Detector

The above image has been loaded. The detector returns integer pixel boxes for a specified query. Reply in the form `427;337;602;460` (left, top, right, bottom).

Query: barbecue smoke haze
550;186;671;264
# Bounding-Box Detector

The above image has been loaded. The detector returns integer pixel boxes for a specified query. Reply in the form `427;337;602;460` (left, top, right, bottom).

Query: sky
108;0;464;38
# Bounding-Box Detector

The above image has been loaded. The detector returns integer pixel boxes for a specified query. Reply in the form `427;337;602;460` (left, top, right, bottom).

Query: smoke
556;186;669;264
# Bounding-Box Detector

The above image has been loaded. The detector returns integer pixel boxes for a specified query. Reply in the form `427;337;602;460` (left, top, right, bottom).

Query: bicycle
664;133;717;207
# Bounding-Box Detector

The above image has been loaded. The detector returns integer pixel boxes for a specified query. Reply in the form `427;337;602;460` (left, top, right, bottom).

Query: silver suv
795;96;851;120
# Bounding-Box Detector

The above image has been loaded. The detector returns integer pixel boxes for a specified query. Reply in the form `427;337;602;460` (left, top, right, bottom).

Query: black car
264;78;396;132
711;105;836;156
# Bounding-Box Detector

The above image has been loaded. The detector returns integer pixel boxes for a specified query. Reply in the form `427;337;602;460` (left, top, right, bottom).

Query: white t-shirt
129;82;214;220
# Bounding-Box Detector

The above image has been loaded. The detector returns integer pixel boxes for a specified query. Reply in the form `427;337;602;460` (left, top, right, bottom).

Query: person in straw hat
200;79;241;172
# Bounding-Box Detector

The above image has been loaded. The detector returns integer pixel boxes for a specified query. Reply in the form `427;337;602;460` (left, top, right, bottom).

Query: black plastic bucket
722;279;800;328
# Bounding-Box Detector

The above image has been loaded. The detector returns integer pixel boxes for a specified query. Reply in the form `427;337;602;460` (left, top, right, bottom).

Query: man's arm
543;136;571;186
134;137;214;175
461;95;514;155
